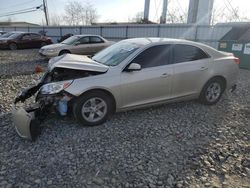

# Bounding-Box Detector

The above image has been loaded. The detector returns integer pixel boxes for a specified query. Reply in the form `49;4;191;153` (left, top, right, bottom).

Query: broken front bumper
12;102;43;141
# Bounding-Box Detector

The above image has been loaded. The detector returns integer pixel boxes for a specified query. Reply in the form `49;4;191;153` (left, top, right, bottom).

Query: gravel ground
0;49;249;187
0;49;47;77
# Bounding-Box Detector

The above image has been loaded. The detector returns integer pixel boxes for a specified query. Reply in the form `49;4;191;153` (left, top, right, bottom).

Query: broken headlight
40;80;73;95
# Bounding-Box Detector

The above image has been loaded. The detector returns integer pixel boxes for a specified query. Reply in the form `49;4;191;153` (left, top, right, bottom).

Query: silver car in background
39;34;112;57
13;38;239;140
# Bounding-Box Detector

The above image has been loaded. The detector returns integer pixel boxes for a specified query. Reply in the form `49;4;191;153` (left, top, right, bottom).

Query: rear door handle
200;67;208;71
160;73;170;78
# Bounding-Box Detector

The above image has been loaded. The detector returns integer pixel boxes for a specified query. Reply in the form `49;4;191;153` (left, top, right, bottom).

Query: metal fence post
60;27;62;37
80;26;82;34
126;25;128;39
157;24;160;37
100;26;103;36
194;25;198;42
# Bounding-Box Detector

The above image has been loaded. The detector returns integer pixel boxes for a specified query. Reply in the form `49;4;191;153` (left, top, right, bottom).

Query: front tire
73;91;114;126
199;78;226;105
9;43;17;50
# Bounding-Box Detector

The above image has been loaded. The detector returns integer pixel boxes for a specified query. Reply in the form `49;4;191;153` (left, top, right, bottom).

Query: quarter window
131;45;172;69
173;44;209;64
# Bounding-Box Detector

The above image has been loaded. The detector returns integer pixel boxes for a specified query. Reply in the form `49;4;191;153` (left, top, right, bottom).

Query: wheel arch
59;49;71;56
74;88;117;113
200;75;227;95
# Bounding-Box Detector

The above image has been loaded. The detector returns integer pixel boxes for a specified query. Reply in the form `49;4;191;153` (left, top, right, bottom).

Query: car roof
74;34;102;37
122;37;218;54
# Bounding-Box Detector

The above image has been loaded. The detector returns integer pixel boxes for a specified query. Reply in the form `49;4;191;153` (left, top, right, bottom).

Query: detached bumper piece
12;105;41;141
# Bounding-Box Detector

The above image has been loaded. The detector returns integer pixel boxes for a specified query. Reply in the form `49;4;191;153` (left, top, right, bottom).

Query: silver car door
120;45;174;109
171;44;211;98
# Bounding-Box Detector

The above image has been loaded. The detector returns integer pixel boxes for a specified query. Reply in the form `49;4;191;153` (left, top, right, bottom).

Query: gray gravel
0;49;47;77
0;49;249;187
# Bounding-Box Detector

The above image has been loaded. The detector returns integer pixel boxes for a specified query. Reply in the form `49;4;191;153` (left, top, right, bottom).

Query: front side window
22;34;31;40
61;36;79;45
79;37;89;44
131;45;172;69
30;33;41;39
90;36;103;43
173;44;209;64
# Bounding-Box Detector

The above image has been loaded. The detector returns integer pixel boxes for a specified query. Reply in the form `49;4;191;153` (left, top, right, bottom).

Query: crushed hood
48;54;109;72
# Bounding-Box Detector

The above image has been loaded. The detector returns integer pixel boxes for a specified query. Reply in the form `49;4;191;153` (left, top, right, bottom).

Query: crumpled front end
12;60;107;140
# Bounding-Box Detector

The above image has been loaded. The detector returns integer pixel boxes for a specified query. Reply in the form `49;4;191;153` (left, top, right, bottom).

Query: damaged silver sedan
13;38;239;140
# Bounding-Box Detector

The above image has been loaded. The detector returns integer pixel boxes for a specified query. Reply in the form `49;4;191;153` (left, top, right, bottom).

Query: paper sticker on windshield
121;45;137;51
244;43;250;54
232;44;242;51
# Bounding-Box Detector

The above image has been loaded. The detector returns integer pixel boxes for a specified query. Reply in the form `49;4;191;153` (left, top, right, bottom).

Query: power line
0;5;42;16
0;9;40;18
0;5;42;18
0;0;39;11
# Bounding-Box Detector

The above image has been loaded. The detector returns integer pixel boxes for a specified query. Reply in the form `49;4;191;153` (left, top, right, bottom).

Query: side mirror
126;63;141;72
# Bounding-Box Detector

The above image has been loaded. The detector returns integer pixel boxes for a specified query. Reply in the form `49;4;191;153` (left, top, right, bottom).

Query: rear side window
131;45;172;69
173;44;209;64
90;36;103;43
30;33;41;39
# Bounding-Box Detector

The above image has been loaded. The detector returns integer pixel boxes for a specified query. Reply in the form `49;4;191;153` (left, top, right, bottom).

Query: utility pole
144;0;150;22
160;0;168;24
43;0;49;25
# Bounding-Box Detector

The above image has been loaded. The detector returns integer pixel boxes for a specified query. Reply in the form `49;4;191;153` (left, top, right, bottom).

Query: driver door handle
200;67;208;71
160;73;170;78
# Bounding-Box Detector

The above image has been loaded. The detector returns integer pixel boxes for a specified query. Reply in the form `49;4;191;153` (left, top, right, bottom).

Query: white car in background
39;34;113;57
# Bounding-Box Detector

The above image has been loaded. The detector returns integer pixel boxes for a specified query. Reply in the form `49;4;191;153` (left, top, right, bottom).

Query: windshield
8;33;22;39
1;32;15;38
92;41;139;66
61;36;79;45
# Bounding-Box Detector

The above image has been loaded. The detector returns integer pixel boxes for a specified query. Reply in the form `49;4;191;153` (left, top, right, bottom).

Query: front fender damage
12;67;105;141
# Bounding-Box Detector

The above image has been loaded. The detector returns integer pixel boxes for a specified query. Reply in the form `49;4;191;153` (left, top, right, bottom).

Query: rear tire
199;78;226;105
9;43;17;50
73;91;114;126
59;50;70;56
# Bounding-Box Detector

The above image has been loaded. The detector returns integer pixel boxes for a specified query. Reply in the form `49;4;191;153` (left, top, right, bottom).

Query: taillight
234;57;240;65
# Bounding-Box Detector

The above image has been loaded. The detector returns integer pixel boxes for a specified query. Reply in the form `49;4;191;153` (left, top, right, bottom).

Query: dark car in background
0;32;52;50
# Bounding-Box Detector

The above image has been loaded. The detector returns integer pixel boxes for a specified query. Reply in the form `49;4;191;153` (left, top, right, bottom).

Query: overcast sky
0;0;249;24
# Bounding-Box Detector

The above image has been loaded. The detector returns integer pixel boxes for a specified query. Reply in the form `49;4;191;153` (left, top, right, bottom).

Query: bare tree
166;8;187;24
130;12;144;23
211;4;250;25
50;14;61;26
64;1;98;25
